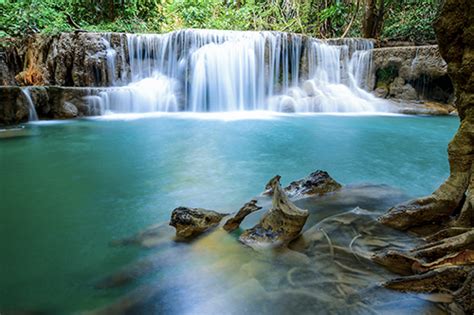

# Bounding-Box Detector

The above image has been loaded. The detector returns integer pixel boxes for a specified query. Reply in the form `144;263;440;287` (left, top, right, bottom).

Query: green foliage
382;0;440;42
376;65;398;85
0;0;72;37
0;0;441;43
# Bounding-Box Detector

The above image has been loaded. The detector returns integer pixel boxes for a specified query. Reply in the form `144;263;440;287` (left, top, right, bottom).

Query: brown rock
223;199;262;232
240;175;309;248
265;170;342;199
169;206;227;240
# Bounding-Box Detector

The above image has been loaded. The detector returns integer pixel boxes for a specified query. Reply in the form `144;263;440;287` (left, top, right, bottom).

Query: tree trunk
379;0;474;233
376;6;473;307
362;0;376;38
362;0;385;39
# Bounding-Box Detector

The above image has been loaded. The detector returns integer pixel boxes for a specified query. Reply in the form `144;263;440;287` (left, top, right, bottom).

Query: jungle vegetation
0;0;442;42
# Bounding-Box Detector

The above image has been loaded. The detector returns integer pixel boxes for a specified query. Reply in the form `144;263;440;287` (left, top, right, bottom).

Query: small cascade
274;38;385;112
20;87;39;121
89;29;387;114
85;74;179;114
103;37;117;86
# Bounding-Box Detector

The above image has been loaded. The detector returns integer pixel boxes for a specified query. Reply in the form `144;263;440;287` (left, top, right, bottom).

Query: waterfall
102;35;117;86
90;29;387;114
20;87;39;121
276;38;386;112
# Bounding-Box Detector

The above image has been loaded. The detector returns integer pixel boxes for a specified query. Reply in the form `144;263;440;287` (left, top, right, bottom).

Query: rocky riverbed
84;170;462;314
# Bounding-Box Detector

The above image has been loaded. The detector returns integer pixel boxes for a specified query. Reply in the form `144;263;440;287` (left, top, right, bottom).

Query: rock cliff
372;45;453;102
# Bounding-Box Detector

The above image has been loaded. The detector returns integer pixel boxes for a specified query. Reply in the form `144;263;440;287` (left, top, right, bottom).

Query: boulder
264;170;342;199
110;222;175;248
58;102;79;118
240;175;309;248
389;77;418;100
280;99;296;113
374;86;389;98
169;206;227;240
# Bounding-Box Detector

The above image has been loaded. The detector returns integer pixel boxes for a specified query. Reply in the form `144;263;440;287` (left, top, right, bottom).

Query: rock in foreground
223;199;262;232
265;170;342;199
170;207;227;240
240;175;309;248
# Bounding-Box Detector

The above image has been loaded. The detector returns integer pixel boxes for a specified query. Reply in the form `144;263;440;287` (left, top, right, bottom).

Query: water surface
0;114;458;313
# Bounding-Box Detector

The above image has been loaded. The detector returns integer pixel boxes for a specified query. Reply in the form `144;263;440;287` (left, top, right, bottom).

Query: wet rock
110;222;175;248
240;175;309;248
389;77;418;100
223;199;262;232
373;45;447;82
302;80;317;96
169;206;227;239
279;96;296;112
0;126;31;139
0;86;110;124
265;170;342;199
390;100;453;115
0;86;28;124
372;45;453;103
374;86;388;98
58;102;78;118
4;33;129;88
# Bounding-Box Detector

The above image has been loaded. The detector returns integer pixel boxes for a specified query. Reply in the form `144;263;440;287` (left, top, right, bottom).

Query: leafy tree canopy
0;0;442;43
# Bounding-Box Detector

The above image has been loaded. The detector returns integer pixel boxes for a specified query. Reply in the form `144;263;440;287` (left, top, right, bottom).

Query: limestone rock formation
388;77;417;100
2;33;129;87
390;100;456;116
0;86;110;124
240;175;309;248
372;45;453;103
169;206;227;240
264;170;342;199
0;87;28;124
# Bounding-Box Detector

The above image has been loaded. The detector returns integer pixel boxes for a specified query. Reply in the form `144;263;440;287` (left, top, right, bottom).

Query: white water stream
20;87;39;121
89;30;388;114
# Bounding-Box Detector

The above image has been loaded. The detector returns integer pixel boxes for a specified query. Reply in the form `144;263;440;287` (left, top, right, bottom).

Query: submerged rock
264;170;342;199
223;199;262;232
240;175;309;248
390;99;455;115
169;206;227;240
110;222;175;248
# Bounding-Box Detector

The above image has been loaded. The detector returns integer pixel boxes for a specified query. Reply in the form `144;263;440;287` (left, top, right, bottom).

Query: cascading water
91;29;388;114
20;87;39;121
279;38;387;112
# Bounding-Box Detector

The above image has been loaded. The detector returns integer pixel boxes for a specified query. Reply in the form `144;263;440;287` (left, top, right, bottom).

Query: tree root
239;175;309;248
412;249;474;273
223;199;262;232
412;229;474;261
383;266;472;293
372;250;421;276
424;227;473;243
452;270;474;313
378;163;472;231
378;195;460;231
